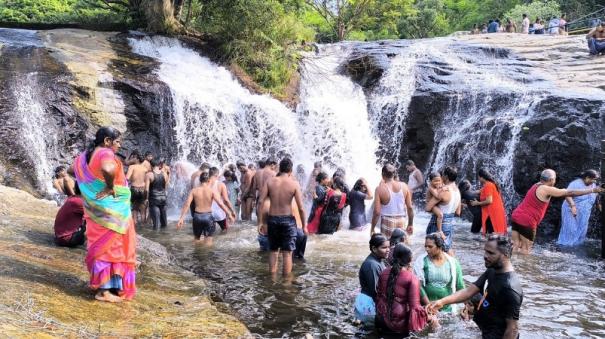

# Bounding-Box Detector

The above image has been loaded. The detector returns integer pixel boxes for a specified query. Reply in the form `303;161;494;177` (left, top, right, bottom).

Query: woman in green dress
413;233;464;312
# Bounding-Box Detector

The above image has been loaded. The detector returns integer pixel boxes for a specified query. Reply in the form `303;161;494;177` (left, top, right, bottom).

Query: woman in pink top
511;169;602;254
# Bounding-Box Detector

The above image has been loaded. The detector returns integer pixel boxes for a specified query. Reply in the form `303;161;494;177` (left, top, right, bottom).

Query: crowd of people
50;126;604;337
469;13;605;56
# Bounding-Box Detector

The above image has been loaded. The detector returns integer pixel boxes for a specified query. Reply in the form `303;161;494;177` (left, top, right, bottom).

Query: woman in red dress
470;168;507;235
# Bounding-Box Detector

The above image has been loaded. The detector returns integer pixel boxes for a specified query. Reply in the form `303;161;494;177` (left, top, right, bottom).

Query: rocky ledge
0;185;249;337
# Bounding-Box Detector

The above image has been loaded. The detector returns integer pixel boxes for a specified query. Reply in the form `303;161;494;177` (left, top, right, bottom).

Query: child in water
425;172;447;239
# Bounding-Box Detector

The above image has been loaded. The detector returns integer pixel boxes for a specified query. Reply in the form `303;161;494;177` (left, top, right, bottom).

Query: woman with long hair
307;171;330;234
73;127;136;302
348;178;373;230
318;176;348;234
470;168;507;235
376;243;428;335
413;233;464;313
557;170;601;246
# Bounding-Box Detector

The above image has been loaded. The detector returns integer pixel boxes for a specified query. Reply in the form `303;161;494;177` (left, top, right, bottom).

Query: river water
139;212;605;338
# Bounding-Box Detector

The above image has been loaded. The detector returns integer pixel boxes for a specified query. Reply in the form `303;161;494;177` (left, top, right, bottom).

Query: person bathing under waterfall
126;153;148;225
258;158;307;276
209;167;237;232
177;171;234;245
424;172;447;240
371;164;414;238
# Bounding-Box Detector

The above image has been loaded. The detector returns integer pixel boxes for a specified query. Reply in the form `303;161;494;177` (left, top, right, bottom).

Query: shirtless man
53;166;76;197
209;167;237;231
371;164;414;238
141;152;153;172
258;158;307;276
124;150;141;166
237;161;255;220
159;158;171;180
177;171;234;245
405;160;424;205
256;158;277;222
511;169;604;254
190;162;210;189
587;22;605;55
126;154;148;224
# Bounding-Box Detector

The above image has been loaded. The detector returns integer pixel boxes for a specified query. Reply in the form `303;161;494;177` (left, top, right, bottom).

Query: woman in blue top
557;170;600;246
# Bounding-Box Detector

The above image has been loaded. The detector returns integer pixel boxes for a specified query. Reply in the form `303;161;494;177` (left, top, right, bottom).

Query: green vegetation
0;0;602;94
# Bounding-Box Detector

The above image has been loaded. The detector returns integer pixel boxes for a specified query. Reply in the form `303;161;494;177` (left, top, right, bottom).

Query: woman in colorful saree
73;127;136;303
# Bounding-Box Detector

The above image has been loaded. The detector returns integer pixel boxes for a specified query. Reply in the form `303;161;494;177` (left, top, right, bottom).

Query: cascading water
297;44;379;182
13;72;59;193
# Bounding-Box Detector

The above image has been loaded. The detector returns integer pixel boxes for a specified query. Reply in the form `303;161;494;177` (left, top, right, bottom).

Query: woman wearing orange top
470;169;507;235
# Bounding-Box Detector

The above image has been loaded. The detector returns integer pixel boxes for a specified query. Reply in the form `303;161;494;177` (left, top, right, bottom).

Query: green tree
505;0;561;29
398;0;449;38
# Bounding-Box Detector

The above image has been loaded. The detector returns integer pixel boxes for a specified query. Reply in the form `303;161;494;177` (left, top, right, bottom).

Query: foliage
505;0;561;27
398;0;449;39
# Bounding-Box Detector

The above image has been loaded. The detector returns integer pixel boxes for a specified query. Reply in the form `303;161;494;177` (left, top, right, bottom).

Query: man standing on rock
238;161;255;221
522;14;530;34
126;153;148;225
258;158;307;276
511;169;603;254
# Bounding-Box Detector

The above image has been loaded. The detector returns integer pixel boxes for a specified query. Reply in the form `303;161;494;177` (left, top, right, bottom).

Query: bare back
267;176;299;216
127;164;148;187
253;168;266;195
142;160;152;172
190;170;202;188
192;185;215;213
241;170;254;195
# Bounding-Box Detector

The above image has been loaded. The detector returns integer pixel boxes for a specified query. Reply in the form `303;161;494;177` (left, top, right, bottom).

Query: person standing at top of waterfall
557;170;601;247
237;161;255;220
72;126;137;302
587;22;605;55
405;160;424;205
53;165;76;198
470;169;507;236
522;14;530;34
258;157;307;276
126;153;148;225
306;161;323;201
429;235;523;339
145;159;169;230
177;171;234;245
548;16;560;34
371;164;414;238
511;169;604;254
487;19;499;33
505;18;517;33
559;14;568;35
426;166;461;255
209;167;237;231
256;158;277;224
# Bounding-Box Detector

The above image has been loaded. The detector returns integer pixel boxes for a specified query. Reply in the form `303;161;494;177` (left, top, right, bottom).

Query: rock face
344;34;605;239
0;29;176;196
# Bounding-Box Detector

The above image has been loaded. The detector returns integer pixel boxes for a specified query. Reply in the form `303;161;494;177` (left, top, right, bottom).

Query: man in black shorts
429;235;523;338
258;158;307;276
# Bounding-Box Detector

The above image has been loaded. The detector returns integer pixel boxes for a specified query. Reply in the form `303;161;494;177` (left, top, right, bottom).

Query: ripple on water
138;213;605;338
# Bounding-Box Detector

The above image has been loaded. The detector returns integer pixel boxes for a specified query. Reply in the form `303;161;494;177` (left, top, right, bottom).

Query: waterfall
297;44;379;182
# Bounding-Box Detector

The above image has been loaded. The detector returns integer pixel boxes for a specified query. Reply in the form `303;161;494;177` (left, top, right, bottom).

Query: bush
504;0;561;27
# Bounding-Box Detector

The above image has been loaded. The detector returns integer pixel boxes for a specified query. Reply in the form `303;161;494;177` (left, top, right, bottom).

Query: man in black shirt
429;235;523;339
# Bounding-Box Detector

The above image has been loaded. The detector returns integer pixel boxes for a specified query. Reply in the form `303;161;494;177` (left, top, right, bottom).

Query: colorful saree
74;147;136;300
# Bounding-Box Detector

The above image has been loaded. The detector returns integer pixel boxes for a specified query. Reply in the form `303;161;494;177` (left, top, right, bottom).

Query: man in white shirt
522;14;530;34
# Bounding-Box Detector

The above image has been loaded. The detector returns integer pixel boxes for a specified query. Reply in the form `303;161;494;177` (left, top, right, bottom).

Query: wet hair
54;166;66;178
353;178;365;192
199;171;210;184
266;158;278;166
248;163;256;170
73;181;81;195
279;158;293;174
258;160;266;168
405;160;415;167
332;176;347;192
425;233;446;251
209;167;220;178
136;154;144;163
390;228;406;247
159;158;166;166
386;244;413;319
145;151;153;157
316;171;328;183
314;161;322;169
487;234;513;258
458;179;471;192
478;168;501;193
86;126;121;163
579;169;599;180
369;233;388;252
382;164;396;179
223;170;234;181
333;167;346;179
200;162;211;171
150;159;160;168
236;161;246;168
441;166;458;182
428;172;441;181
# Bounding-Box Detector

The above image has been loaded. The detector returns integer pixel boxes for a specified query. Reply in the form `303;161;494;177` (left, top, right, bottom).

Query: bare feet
95;290;122;303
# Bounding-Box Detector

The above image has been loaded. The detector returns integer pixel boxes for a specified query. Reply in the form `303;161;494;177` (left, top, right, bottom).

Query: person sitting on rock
587;22;605;55
54;182;86;247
